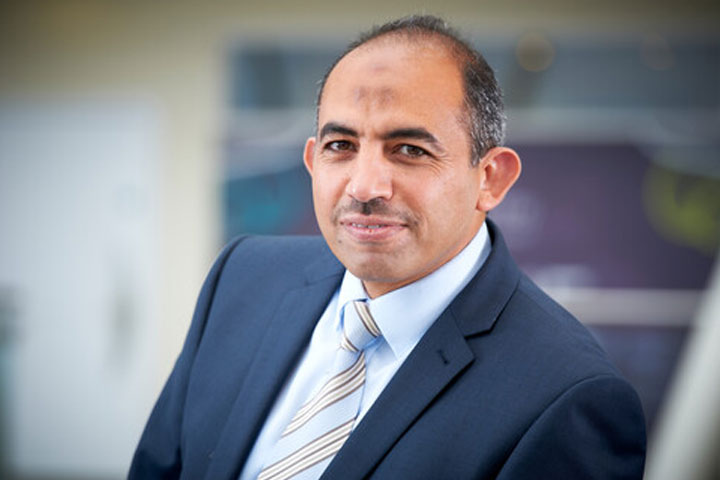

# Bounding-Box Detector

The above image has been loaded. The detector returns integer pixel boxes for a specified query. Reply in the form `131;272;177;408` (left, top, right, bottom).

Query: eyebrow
319;123;441;147
319;122;358;140
381;128;439;146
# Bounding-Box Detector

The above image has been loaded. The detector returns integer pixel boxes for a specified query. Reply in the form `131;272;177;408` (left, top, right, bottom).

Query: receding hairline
318;31;472;111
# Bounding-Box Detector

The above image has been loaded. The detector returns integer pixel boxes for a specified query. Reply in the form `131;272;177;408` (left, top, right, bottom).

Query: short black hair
316;15;506;164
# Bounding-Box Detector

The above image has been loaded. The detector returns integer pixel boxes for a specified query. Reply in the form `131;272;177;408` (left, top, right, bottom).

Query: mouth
349;223;385;229
339;216;407;242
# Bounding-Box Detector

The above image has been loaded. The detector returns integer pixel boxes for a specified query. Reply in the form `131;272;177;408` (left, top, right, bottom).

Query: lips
340;215;406;242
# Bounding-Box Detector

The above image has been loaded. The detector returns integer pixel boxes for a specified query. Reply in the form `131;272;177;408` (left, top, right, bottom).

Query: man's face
304;39;487;298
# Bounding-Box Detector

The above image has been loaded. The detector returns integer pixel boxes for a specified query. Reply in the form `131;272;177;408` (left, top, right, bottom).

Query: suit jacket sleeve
496;374;646;479
129;237;245;479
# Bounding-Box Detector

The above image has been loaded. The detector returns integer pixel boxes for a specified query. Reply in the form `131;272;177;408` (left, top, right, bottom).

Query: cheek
416;177;478;228
312;170;344;214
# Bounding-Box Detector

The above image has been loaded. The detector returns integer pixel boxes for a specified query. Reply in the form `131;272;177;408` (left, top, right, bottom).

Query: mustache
332;198;417;225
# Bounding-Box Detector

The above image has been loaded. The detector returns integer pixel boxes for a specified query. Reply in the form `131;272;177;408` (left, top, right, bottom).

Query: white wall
0;103;161;476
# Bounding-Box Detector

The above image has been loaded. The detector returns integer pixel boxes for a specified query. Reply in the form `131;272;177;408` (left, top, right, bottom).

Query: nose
345;148;393;203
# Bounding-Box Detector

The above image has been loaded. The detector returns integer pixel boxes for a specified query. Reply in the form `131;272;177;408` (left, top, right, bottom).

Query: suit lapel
204;255;343;480
321;310;473;480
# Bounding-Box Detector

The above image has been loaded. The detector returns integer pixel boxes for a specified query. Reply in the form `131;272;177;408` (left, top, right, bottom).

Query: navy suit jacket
130;221;646;479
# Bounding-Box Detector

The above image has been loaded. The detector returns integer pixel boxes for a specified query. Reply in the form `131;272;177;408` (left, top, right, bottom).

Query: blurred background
0;1;718;479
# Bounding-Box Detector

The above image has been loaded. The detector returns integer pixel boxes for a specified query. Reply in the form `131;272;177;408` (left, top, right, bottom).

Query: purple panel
492;144;716;289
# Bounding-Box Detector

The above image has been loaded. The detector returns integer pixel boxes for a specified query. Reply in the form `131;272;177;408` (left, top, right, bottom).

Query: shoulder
495;273;621;381
459;221;618;381
493;279;647;476
222;234;332;271
206;234;340;297
454;226;630;404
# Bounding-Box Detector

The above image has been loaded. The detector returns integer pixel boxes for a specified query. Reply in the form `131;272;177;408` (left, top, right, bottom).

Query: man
130;15;646;479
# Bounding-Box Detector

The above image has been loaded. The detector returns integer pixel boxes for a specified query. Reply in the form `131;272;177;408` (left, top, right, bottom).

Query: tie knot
340;300;381;353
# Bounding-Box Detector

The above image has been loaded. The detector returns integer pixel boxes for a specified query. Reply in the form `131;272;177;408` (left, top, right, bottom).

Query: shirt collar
335;221;491;360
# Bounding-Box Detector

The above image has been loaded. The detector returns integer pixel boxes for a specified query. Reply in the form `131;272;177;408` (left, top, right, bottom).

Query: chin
343;256;406;284
329;236;415;280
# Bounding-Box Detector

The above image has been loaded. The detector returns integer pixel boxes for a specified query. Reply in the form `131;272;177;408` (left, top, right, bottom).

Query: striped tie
257;300;381;480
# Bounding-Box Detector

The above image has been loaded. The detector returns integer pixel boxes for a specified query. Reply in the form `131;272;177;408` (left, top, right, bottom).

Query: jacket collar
304;241;344;284
450;218;522;337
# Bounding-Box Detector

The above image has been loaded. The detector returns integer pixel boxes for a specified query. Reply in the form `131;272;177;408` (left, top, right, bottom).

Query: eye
397;144;429;158
324;140;354;152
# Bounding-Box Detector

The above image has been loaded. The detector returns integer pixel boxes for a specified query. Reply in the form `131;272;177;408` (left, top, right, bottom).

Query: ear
303;136;316;175
476;147;522;212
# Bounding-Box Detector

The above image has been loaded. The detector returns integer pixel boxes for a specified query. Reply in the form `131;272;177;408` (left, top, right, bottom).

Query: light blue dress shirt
239;222;491;479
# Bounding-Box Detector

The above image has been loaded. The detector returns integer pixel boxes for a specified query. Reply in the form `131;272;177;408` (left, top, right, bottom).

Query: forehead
319;39;465;126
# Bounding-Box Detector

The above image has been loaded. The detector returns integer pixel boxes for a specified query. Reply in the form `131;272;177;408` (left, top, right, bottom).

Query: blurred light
643;162;720;256
515;32;555;73
640;33;675;71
